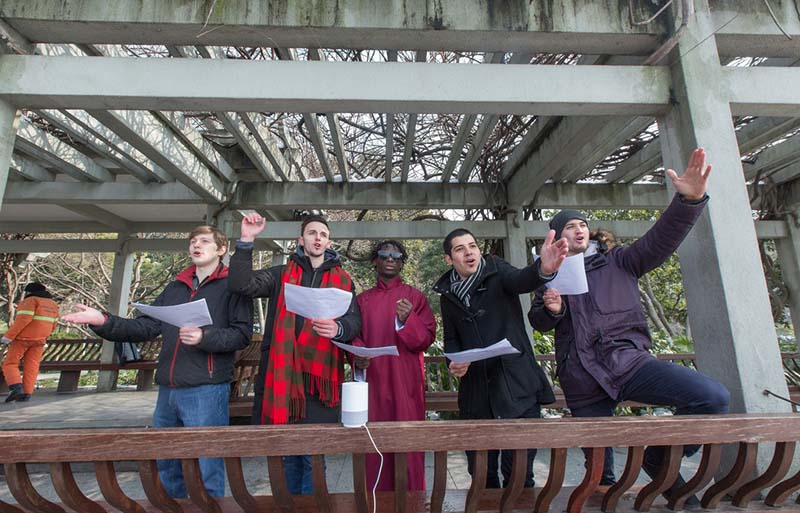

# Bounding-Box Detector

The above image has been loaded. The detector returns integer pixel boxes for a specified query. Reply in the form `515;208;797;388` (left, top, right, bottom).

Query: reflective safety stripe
33;315;58;322
16;310;34;316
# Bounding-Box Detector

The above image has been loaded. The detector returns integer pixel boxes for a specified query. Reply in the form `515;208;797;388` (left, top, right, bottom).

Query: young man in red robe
352;240;437;491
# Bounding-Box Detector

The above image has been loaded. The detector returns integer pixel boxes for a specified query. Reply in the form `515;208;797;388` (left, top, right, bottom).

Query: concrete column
657;0;789;418
0;100;20;209
777;213;800;351
503;210;535;342
97;235;135;392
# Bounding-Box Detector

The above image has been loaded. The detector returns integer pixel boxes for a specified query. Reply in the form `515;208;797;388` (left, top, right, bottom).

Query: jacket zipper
169;281;203;386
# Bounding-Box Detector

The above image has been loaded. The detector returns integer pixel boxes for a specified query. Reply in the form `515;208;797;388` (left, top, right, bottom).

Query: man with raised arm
529;148;730;500
433;228;568;489
228;213;361;495
62;225;252;498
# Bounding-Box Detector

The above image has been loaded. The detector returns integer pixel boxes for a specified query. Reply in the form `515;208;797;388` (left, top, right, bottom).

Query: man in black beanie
529;148;730;502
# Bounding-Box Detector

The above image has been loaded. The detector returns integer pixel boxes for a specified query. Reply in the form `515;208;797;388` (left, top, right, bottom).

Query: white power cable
363;424;383;513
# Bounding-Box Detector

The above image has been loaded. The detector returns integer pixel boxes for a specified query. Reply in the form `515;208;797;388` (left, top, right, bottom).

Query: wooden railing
0;414;799;513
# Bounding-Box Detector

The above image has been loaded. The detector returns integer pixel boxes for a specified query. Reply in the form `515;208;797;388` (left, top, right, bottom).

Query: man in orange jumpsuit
2;282;59;402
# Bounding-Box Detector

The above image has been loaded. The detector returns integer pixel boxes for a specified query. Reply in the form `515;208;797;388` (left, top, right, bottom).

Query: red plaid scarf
262;259;353;424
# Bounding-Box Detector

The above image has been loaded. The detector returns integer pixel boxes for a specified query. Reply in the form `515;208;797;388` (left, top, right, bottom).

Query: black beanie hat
24;282;47;295
549;209;589;239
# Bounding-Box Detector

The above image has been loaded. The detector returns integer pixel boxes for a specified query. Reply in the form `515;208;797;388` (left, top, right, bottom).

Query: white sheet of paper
445;338;520;364
132;299;212;328
332;340;400;358
532;248;589;295
284;283;353;320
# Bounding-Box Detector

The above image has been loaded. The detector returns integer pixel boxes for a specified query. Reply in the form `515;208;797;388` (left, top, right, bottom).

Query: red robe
352;276;437;491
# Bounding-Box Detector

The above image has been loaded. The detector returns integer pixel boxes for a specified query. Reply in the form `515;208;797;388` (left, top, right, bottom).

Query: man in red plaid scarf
229;213;361;495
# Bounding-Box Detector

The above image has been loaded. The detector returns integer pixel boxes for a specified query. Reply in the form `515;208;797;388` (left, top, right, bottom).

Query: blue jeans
153;384;230;498
571;359;730;483
284;456;314;494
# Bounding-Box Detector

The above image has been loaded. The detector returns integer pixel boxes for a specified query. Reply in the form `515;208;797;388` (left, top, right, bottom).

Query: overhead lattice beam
14;116;114;182
9;153;54;182
3;182;202;204
0;56;672;116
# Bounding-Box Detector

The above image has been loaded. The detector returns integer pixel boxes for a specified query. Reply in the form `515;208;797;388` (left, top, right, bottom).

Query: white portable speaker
341;381;369;428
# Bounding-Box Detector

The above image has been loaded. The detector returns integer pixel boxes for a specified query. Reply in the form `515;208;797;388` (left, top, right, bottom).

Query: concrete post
657;0;790;471
777;213;800;351
503;210;535;344
0;100;19;209
97;235;135;392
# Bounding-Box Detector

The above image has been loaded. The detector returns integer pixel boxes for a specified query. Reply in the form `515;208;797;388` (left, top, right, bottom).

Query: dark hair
300;215;330;235
371;240;408;261
443;228;476;256
189;225;228;253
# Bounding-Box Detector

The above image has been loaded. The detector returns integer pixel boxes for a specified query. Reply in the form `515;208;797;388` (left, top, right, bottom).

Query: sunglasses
377;250;404;261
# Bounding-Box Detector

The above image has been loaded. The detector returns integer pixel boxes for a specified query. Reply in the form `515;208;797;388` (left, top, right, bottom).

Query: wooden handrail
1;414;800;513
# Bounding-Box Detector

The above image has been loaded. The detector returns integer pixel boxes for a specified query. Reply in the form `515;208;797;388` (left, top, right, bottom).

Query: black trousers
466;402;541;488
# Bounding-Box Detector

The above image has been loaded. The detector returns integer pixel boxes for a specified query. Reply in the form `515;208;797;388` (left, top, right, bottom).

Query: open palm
667;147;712;201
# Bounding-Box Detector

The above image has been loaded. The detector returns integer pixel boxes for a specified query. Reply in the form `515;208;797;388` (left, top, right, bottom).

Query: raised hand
543;288;563;314
240;212;266;242
666;147;712;201
539;229;569;275
61;304;106;326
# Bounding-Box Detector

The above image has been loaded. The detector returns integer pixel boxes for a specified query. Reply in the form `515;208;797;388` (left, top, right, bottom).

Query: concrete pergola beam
88;110;225;202
0;221;200;234
744;134;800;181
0;0;668;54
3;182;202;204
15;116;113;182
9;152;54;181
0;219;787;250
230;181;671;210
5;0;800;57
0;56;672;116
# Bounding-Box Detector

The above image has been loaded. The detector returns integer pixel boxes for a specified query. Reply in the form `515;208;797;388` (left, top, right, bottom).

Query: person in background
2;282;59;402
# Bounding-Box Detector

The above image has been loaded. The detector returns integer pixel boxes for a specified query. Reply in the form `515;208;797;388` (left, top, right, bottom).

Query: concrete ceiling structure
0;0;800;425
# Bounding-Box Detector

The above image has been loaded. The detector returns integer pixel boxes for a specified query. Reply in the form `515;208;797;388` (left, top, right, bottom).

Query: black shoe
15;394;30;402
600;477;617;486
662;475;701;507
5;384;23;403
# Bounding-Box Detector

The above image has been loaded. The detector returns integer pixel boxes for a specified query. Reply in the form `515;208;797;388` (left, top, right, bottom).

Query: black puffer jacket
93;263;252;388
433;255;555;420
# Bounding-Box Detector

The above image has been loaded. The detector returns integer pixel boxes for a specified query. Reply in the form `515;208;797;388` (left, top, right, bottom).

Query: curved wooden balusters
312;454;332;513
266;456;294;513
224;457;266;513
0;499;26;513
733;441;795;507
701;441;757;509
634;445;683;512
94;461;146;513
499;449;528;513
765;444;800;506
534;448;567;513
48;462;106;513
5;463;67;513
394;452;408;513
430;451;448;513
602;446;643;513
667;443;721;511
567;447;603;513
464;450;487;513
138;460;183;513
352;452;369;513
181;458;222;513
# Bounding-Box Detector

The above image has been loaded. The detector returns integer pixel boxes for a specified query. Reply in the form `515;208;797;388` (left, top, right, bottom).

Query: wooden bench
0;413;798;513
0;338;161;394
